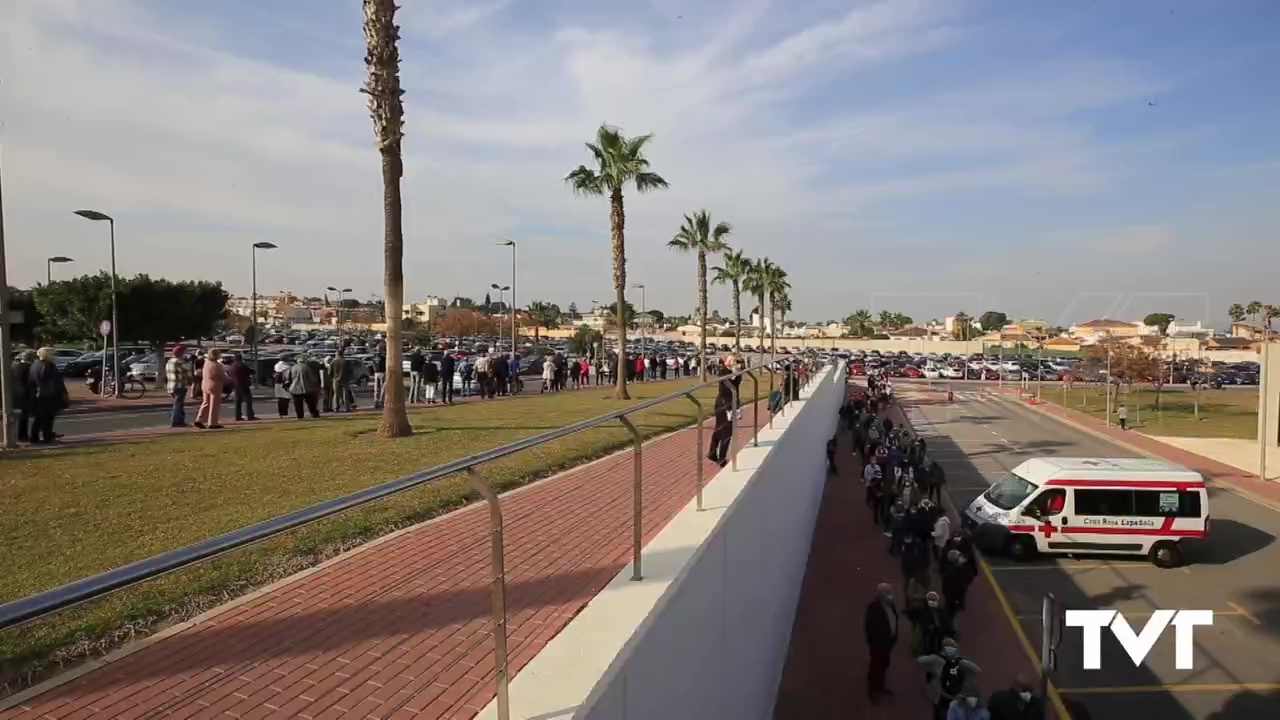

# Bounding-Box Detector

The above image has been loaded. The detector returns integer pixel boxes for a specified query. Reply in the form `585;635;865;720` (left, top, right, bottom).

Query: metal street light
73;209;120;392
631;283;646;356
327;286;353;346
251;242;278;368
46;256;73;284
497;240;516;357
490;283;510;348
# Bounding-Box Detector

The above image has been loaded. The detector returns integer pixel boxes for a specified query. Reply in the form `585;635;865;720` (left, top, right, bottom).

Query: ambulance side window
1133;490;1202;518
1029;489;1067;517
1073;489;1135;516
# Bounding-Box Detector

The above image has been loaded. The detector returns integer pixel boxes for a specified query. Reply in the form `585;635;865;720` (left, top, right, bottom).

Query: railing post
465;467;510;720
730;382;740;471
617;415;644;580
749;371;760;447
768;365;776;429
683;392;705;511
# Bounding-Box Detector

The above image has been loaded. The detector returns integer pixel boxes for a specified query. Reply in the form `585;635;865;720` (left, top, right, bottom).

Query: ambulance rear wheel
1007;534;1037;562
1150;541;1184;569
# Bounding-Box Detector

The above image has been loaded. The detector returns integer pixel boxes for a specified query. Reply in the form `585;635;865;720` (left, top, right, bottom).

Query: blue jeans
170;386;188;426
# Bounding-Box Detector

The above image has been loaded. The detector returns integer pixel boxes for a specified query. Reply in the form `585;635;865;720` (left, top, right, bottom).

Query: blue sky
3;0;1278;327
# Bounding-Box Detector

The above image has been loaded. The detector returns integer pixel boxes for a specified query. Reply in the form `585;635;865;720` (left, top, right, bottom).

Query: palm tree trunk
377;147;412;437
698;250;708;381
732;280;742;352
610;188;629;400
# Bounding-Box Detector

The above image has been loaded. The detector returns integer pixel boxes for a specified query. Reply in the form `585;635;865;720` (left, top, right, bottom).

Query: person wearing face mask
947;692;991;720
907;590;956;659
919;638;981;720
987;675;1043;720
863;582;899;702
940;549;975;617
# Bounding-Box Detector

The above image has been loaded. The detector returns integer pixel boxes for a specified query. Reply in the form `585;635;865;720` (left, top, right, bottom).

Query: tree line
9;273;229;350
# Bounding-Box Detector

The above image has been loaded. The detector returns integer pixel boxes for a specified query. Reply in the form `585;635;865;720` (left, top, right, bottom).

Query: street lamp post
490;284;510;349
327;286;353;346
46;256;73;284
632;283;646;356
74;210;120;392
251;242;278;369
498;240;516;356
0;160;13;448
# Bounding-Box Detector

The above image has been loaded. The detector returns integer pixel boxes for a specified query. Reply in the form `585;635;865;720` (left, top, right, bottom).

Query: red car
848;363;867;376
901;365;923;378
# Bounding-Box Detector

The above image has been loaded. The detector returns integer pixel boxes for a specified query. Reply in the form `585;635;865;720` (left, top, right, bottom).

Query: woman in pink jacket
195;349;226;429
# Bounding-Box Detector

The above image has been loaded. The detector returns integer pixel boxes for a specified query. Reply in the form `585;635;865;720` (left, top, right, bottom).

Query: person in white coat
932;512;952;563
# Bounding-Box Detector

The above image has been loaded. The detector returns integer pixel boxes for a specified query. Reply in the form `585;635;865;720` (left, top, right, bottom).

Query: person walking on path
408;347;425;404
272;360;292;418
864;582;899;703
439;351;456;404
919;638;981;720
231;354;257;421
541;357;555;393
1117;403;1129;430
12;349;36;441
373;345;387;409
331;353;352;412
194;348;225;429
947;692;991;720
422;356;440;404
28;347;67;443
987;675;1044;720
164;346;192;428
707;366;734;467
285;354;320;419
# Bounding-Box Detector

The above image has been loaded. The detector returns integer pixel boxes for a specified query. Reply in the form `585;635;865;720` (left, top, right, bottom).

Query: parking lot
901;388;1280;719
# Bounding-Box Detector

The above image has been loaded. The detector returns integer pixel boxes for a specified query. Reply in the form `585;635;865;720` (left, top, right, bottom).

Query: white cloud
0;0;1253;320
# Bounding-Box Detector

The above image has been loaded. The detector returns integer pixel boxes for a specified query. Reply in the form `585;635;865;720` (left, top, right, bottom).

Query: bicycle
104;375;148;400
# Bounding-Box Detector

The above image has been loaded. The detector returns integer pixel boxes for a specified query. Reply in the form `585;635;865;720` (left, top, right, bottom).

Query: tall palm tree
362;0;411;437
742;259;769;352
565;124;669;399
712;249;751;352
846;309;873;337
1247;300;1263;324
1228;303;1246;323
775;291;792;336
764;264;790;357
669;210;732;380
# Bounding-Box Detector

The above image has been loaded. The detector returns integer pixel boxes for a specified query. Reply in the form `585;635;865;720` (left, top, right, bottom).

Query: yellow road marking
987;563;1153;571
1227;601;1262;625
977;555;1074;719
1060;682;1280;695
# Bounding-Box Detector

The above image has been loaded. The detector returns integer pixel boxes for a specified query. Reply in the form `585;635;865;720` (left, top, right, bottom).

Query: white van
962;457;1208;568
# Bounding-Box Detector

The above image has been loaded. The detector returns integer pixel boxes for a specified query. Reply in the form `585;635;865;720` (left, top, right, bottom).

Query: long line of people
848;371;1047;720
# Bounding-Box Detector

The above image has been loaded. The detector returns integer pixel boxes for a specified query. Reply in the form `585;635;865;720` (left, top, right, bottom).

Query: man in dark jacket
864;582;899;701
231;355;257;421
28;348;67;443
707;366;734;466
11;350;35;442
408;348;426;403
439;352;456;404
988;675;1044;720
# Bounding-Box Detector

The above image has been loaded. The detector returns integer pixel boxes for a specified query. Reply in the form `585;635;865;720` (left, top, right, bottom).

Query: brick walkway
773;387;1039;719
2;413;761;719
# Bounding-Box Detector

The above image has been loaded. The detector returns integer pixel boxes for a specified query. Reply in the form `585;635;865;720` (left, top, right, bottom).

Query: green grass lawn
0;377;762;692
1043;384;1259;439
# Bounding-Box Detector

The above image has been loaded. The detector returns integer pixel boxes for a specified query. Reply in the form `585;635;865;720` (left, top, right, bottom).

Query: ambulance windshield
985;472;1037;511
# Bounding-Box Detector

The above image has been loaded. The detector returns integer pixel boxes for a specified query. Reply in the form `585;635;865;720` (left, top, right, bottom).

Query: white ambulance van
962;457;1209;568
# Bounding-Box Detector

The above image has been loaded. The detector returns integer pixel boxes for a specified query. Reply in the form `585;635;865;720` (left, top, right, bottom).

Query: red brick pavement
1;412;762;720
773;388;1040;720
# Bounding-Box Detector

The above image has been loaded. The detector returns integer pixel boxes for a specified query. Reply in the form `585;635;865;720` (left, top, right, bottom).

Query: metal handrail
1;354;829;720
0;357;812;630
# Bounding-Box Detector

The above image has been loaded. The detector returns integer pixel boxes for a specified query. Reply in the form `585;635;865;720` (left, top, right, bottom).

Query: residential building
402;296;448;325
1231;322;1269;340
944;315;981;336
1208;336;1259;352
1167;319;1215;337
1069;318;1143;341
1044;336;1082;353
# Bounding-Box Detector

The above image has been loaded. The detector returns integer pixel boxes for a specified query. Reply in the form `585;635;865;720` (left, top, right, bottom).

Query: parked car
51;348;86;370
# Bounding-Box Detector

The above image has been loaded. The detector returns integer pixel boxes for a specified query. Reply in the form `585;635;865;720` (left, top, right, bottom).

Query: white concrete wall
577;365;845;720
477;364;846;720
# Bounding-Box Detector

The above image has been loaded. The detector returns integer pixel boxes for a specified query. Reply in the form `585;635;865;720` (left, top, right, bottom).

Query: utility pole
0;159;14;449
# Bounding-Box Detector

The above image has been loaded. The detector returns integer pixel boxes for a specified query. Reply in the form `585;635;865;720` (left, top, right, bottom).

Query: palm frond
564;165;605;196
633;171;669;192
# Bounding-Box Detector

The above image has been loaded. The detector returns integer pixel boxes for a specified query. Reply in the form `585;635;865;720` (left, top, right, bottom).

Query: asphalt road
899;387;1280;720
